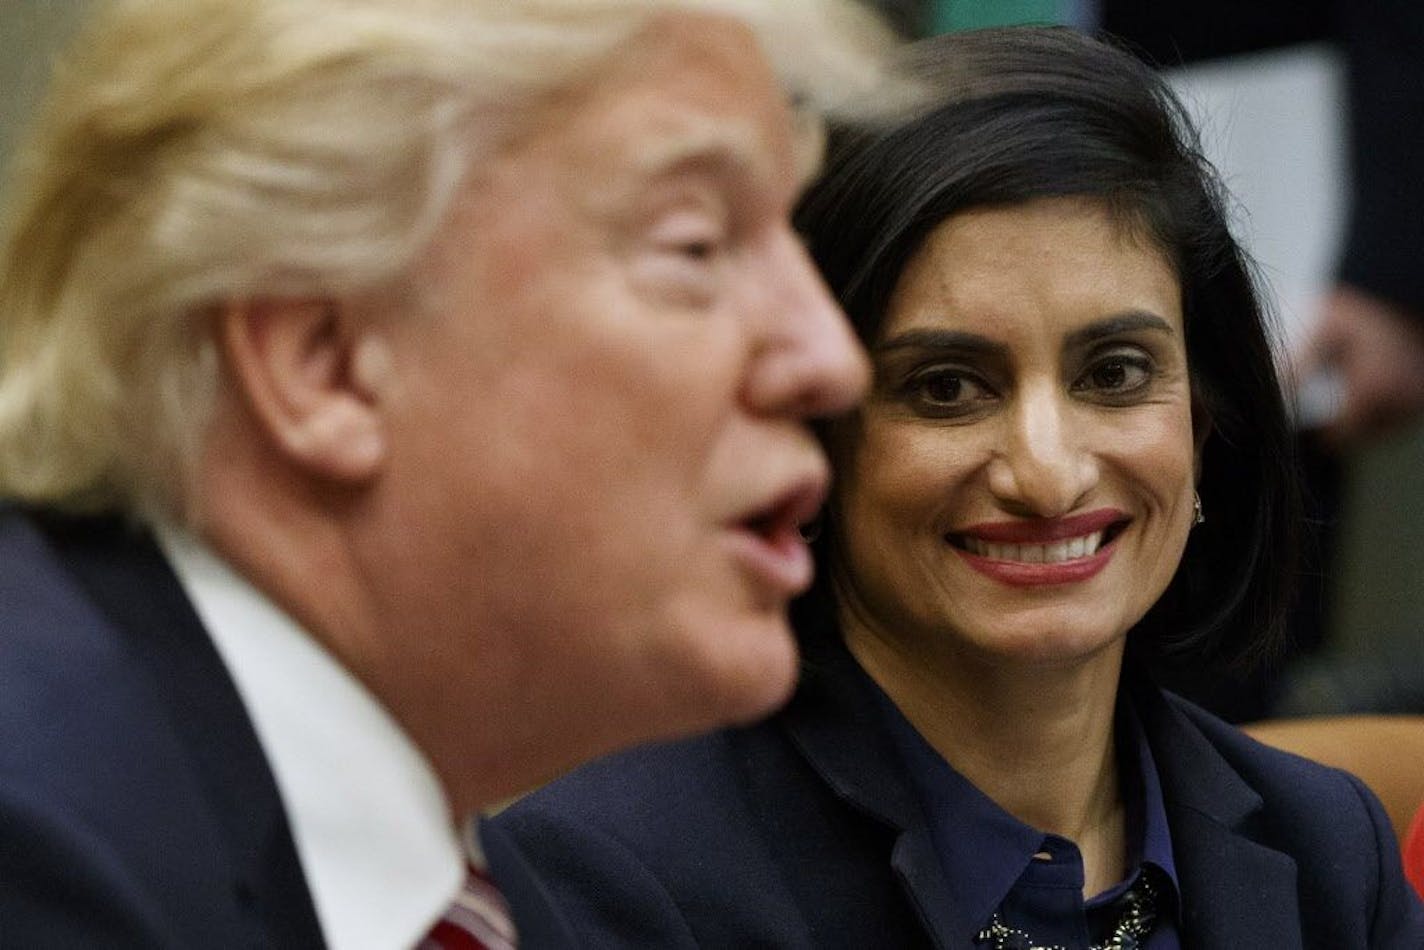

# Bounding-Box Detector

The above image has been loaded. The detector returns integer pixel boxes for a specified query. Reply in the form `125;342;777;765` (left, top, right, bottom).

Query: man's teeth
963;531;1104;563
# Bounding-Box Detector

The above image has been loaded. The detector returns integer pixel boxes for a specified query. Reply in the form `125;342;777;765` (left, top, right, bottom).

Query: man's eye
647;208;727;266
675;239;718;262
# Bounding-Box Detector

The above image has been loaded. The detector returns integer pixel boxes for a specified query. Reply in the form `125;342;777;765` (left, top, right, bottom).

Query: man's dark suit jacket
0;507;574;948
497;634;1424;948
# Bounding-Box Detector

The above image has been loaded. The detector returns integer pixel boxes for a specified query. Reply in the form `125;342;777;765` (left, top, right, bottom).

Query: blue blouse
874;685;1182;949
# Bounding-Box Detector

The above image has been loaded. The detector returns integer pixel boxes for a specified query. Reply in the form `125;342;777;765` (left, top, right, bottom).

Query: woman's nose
986;385;1098;517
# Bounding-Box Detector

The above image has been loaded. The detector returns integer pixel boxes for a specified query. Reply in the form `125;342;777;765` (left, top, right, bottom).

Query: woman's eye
1077;355;1152;395
904;367;990;415
921;373;963;402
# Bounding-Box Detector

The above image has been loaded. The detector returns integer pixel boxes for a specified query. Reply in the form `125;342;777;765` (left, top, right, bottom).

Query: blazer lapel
1136;681;1303;949
891;827;964;950
780;635;962;949
787;641;1312;949
481;819;582;949
1168;807;1302;948
40;511;326;947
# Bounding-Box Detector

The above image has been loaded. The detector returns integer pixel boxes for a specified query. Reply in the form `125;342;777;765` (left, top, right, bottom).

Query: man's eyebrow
789;107;827;192
629;119;770;183
873;328;1007;359
581;122;765;219
1065;311;1176;349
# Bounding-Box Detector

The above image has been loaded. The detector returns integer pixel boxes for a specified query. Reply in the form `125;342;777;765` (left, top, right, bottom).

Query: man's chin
689;612;802;727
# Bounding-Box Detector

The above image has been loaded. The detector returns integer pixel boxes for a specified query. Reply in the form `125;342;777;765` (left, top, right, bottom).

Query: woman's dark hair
791;26;1300;672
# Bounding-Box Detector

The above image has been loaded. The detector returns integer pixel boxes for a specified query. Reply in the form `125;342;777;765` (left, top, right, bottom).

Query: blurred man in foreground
0;1;902;945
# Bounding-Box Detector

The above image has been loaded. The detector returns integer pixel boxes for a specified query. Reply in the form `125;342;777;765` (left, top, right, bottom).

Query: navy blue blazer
0;508;575;949
496;634;1424;948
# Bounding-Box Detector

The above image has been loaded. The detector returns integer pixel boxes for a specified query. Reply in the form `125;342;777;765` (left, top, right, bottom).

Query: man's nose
740;230;869;419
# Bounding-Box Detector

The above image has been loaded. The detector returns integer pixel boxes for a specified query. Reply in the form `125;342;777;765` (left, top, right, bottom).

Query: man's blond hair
0;0;904;523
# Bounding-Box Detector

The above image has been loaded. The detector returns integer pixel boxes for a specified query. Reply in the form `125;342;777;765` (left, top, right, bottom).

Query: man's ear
218;297;390;483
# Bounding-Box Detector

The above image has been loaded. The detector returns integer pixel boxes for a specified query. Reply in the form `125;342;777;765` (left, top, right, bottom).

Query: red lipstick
949;508;1127;588
958;508;1125;543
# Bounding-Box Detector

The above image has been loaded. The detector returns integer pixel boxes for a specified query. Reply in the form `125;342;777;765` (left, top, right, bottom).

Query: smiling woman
494;27;1424;948
837;198;1196;675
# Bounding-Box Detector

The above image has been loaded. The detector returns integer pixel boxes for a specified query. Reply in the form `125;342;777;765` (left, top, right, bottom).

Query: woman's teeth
962;531;1104;563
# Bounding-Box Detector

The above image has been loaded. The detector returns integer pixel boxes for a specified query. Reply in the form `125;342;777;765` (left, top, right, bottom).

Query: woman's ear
218;297;391;483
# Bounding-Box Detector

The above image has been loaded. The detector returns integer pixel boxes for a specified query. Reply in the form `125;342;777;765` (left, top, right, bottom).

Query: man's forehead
592;40;823;195
625;108;825;196
580;104;825;220
485;10;825;214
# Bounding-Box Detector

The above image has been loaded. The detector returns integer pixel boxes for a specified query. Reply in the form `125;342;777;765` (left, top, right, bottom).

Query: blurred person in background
0;0;902;946
1088;0;1424;446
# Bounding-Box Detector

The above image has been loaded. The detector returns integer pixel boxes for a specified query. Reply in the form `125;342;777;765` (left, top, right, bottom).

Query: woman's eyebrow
873;328;1006;359
873;311;1174;358
1065;311;1176;348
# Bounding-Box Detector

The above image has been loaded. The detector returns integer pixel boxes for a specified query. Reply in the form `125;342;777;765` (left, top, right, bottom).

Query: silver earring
1192;491;1204;526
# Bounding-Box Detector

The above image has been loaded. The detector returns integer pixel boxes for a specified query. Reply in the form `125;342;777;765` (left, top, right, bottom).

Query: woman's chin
960;626;1127;672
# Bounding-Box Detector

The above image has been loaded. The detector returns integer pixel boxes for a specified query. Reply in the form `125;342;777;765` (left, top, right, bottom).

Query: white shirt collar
156;526;467;950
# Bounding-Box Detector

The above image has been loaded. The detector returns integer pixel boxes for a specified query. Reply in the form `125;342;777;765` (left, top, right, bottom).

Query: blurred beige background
0;1;89;167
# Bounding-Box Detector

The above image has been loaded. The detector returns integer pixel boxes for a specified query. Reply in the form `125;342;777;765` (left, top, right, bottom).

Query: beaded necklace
973;867;1161;950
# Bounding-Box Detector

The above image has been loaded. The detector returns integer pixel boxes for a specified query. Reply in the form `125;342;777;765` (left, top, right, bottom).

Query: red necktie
417;863;517;950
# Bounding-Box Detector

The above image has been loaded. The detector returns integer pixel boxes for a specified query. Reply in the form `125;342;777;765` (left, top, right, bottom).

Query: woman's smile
959;532;1105;563
946;508;1129;584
